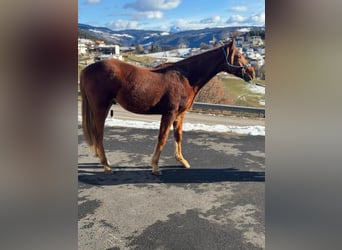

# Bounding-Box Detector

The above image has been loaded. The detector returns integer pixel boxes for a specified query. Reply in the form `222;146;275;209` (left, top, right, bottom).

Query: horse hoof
152;171;162;176
183;163;191;169
104;167;113;175
181;160;191;169
176;156;191;169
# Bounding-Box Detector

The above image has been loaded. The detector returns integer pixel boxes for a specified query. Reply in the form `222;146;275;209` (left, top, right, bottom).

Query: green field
218;75;265;108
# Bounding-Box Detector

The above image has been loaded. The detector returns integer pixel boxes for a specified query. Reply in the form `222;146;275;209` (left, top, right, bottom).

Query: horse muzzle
242;66;255;83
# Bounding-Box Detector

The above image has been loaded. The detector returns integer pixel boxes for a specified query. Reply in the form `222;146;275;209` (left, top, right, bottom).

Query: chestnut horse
80;38;255;175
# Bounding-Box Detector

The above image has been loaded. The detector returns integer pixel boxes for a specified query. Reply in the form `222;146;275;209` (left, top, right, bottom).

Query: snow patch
246;84;265;94
78;116;265;136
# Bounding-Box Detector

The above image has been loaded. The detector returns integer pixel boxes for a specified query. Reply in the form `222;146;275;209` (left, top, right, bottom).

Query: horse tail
80;70;97;153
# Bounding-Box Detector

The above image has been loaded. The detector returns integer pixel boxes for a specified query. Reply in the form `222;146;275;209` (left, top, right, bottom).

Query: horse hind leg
173;113;190;169
94;103;112;174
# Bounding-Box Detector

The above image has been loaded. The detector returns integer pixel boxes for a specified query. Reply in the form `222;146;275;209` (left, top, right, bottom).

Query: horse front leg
173;112;190;169
151;113;176;175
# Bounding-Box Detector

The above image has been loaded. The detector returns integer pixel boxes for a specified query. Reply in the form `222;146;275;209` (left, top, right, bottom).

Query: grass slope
218;74;265;108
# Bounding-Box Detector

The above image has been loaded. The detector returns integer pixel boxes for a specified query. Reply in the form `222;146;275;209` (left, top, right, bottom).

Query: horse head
222;38;255;83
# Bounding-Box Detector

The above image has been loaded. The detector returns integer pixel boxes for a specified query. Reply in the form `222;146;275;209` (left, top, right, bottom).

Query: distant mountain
78;23;264;48
169;26;183;33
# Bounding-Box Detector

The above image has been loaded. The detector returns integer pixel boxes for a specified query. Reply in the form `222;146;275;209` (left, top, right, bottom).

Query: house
257;47;265;55
248;36;264;46
120;46;136;54
78;43;87;55
94;44;123;61
235;36;245;46
96;44;120;55
95;40;105;46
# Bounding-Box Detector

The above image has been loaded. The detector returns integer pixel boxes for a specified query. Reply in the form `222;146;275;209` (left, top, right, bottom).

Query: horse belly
115;88;163;114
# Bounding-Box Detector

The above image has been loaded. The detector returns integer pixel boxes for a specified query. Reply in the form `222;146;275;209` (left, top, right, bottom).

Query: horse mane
151;43;229;73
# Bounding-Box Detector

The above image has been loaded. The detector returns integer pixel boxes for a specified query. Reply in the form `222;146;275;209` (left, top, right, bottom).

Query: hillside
78;23;264;48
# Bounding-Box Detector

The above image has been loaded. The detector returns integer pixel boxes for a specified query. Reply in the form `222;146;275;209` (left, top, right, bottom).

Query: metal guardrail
192;102;265;116
78;91;265;116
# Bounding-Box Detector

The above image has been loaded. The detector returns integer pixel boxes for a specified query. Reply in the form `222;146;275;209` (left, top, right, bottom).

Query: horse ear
229;37;236;63
227;37;235;50
231;37;236;47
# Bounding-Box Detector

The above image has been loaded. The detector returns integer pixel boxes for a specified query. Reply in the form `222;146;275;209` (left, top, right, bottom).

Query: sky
78;0;265;31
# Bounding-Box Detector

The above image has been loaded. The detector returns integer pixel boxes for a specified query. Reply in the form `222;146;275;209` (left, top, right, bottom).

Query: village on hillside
78;31;265;80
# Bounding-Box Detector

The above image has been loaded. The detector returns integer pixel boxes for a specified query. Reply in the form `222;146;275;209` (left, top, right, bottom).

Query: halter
222;47;252;81
222;47;251;69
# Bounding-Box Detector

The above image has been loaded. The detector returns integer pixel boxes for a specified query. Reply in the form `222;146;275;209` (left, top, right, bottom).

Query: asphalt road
78;117;265;249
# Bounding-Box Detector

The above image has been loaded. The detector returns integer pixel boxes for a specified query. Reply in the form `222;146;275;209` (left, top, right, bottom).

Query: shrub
195;77;233;104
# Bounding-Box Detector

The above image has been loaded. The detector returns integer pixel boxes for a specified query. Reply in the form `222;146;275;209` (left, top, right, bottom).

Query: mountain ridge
78;23;265;48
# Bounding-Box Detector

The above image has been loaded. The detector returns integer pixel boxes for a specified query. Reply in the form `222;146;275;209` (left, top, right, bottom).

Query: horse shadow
78;163;265;186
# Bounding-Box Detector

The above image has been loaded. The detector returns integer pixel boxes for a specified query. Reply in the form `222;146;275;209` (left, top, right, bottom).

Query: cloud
200;16;222;24
84;0;101;3
170;16;227;31
249;13;265;24
124;0;181;11
172;18;206;30
230;6;247;12
107;20;139;30
123;0;181;20
226;12;265;26
142;10;164;19
227;15;247;23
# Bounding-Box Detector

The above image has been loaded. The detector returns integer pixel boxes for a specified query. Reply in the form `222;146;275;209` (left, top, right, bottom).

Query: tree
259;64;266;80
135;44;144;54
200;42;211;50
151;44;162;53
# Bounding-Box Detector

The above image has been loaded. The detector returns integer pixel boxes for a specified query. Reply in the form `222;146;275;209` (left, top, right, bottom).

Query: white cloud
144;10;163;19
249;13;265;24
170;19;200;30
124;0;182;11
200;16;222;24
84;0;101;3
227;15;247;23
169;16;231;31
107;20;139;30
226;12;265;26
230;6;247;12
124;0;181;20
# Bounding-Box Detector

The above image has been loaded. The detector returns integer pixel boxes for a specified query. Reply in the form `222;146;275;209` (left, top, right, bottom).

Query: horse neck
178;47;225;93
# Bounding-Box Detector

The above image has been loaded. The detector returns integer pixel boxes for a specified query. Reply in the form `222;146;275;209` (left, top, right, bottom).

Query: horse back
81;59;194;114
